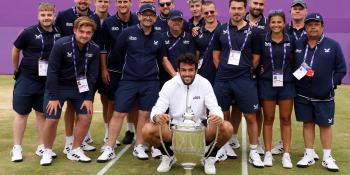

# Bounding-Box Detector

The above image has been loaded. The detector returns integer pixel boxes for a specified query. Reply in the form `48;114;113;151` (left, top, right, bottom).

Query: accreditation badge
272;70;283;87
76;76;89;93
293;62;309;80
38;60;48;76
228;50;241;66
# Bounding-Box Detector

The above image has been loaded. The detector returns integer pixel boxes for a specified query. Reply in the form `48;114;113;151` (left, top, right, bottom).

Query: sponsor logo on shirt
295;49;302;53
193;96;200;100
67;52;73;57
253;104;259;110
183;40;190;45
328;118;333;123
265;42;271;47
129;36;137;41
223;29;228;35
66;22;73;27
324;48;331;53
86;53;93;58
35;34;42;39
111;27;119;31
153;40;159;46
165;40;170;45
244;29;252;35
199;34;203;38
257;25;265;30
154;26;162;31
54;34;61;38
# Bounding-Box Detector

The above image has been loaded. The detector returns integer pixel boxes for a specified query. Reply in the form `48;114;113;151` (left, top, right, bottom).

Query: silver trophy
159;86;218;175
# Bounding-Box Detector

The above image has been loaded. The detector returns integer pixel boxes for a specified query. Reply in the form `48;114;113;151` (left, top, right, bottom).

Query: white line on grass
241;117;248;175
96;144;132;175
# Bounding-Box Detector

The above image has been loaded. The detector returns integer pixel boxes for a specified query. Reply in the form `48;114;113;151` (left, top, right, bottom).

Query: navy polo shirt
259;33;295;82
285;22;306;41
102;13;139;71
154;15;190;33
55;7;94;37
163;31;196;69
46;36;100;100
294;36;347;99
91;13;110;53
212;22;262;80
244;13;268;32
113;25;166;81
194;24;221;84
188;17;205;30
14;24;61;81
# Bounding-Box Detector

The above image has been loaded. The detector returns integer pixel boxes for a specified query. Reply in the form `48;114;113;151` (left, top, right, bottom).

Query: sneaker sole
249;158;264;168
152;155;161;159
322;162;339;172
40;162;52;166
12;159;23;162
227;155;238;159
97;159;111;163
82;148;96;152
283;165;293;169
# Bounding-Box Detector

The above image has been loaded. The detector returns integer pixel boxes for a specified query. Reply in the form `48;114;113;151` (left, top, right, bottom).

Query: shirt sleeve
101;21;110;54
13;29;29;50
212;25;222;51
252;29;263;55
188;37;197;55
333;42;347;85
150;82;171;122
85;46;100;100
203;80;223;119
46;42;63;100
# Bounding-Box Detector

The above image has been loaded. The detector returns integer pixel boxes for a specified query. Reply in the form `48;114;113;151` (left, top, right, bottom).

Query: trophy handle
158;125;172;158
204;123;220;160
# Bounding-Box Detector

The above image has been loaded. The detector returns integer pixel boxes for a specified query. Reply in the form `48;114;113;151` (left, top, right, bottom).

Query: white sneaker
84;135;93;144
224;143;237;159
322;156;339;172
11;145;23;162
40;149;53;166
215;147;227;162
133;144;149;160
282;153;293;169
36;145;57;158
151;146;162;159
229;136;240;149
81;142;96;152
97;146;116;163
263;151;273;167
63;144;72;155
271;140;284;155
312;150;319;160
67;147;91;163
157;155;175;172
115;140;121;146
249;150;264;168
257;143;265;155
297;152;315;168
204;157;216;174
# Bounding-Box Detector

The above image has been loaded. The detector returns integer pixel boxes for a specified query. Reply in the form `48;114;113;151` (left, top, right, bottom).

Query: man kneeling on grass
142;53;233;174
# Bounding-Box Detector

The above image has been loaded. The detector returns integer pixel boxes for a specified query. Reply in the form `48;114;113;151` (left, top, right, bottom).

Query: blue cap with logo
169;10;184;20
291;0;307;8
139;4;156;14
304;13;324;24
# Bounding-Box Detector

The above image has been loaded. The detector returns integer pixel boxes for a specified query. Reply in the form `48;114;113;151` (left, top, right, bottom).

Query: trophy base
182;163;196;175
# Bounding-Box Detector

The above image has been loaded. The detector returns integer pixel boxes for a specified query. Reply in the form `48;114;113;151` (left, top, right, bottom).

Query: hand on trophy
208;115;222;125
155;114;170;125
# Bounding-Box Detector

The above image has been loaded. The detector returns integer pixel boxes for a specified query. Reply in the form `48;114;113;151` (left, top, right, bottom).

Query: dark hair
229;0;247;8
268;10;286;23
177;53;198;70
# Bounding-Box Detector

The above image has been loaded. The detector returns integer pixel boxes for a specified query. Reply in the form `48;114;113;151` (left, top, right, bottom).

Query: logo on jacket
295;49;302;53
324;48;331;53
155;26;162;31
193;96;200;100
54;34;61;38
328;118;333;123
253;104;259;110
154;40;159;46
129;36;137;41
265;42;271;47
66;22;73;27
112;27;119;31
183;40;190;45
35;34;42;39
67;52;73;57
165;40;170;45
223;29;228;35
86;53;93;58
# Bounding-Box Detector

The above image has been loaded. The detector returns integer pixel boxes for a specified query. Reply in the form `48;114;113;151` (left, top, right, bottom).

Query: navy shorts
114;81;160;113
95;73;108;96
258;79;296;100
214;76;259;113
294;96;335;126
106;71;122;101
43;86;88;119
12;74;45;115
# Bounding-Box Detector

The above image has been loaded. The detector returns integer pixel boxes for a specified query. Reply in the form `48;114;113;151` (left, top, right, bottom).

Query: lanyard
168;32;183;51
227;24;251;51
302;44;318;68
71;36;89;78
293;30;305;40
37;27;57;60
269;42;287;72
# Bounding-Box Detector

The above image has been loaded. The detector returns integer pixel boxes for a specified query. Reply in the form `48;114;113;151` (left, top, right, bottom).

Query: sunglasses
204;10;215;15
159;2;172;7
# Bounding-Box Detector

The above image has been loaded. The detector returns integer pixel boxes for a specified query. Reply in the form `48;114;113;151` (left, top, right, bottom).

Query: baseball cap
139;4;156;14
169;10;184;20
291;0;307;8
304;13;324;24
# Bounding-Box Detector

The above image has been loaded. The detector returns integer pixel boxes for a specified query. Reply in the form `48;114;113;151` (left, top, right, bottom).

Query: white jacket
150;74;223;125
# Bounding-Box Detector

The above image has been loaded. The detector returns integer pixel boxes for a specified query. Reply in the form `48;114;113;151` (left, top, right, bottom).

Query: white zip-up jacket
150;74;223;125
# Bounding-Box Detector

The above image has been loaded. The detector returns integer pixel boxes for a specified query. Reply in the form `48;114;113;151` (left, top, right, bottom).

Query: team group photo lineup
7;0;348;174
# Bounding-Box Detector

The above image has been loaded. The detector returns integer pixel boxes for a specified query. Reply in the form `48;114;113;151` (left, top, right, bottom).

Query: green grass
0;75;349;175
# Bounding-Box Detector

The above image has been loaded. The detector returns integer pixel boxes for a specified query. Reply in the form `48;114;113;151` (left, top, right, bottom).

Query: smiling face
138;10;157;28
249;0;264;18
269;15;285;34
305;21;324;40
202;3;217;24
291;4;307;21
158;0;174;16
179;63;197;85
95;0;110;13
74;25;94;46
189;1;202;18
38;10;55;28
116;0;132;15
75;0;91;12
229;1;246;23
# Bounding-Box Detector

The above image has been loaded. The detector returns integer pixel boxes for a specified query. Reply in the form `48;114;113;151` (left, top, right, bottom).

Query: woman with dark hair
255;10;295;168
